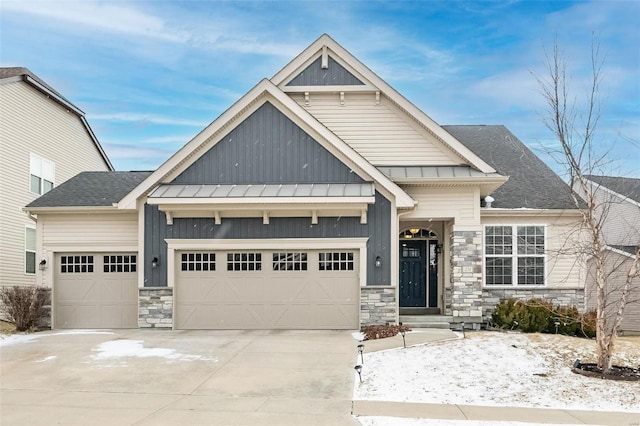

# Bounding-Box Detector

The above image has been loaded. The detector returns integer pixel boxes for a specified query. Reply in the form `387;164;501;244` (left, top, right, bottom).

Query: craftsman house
25;35;584;330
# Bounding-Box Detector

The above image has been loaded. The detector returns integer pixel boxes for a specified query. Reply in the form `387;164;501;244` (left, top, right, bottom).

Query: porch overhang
147;183;375;225
379;166;508;196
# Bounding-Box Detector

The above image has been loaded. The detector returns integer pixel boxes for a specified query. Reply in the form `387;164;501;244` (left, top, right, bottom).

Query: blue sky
1;0;639;177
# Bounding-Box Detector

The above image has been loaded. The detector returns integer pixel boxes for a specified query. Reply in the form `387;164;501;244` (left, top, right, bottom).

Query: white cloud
91;113;209;127
1;0;187;42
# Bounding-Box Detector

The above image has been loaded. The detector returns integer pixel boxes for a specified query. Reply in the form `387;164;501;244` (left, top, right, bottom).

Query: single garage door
175;250;359;329
54;253;138;329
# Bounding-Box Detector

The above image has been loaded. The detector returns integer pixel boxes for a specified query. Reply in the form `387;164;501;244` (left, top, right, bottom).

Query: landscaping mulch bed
361;324;411;341
573;363;640;381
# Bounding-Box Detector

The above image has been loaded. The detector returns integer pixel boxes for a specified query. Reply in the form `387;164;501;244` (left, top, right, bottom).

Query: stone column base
360;286;397;327
139;287;173;328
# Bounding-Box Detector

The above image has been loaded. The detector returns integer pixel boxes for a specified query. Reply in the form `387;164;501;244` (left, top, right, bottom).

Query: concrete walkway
353;400;640;425
353;329;640;426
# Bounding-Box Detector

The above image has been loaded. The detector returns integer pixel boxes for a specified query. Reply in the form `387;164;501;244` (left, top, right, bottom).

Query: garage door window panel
319;252;354;271
60;255;94;273
273;252;308;271
181;252;215;271
103;255;137;273
227;252;261;271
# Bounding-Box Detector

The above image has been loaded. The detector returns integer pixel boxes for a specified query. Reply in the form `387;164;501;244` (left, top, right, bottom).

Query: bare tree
534;38;640;373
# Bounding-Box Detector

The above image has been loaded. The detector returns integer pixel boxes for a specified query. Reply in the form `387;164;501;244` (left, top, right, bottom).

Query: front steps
399;315;485;330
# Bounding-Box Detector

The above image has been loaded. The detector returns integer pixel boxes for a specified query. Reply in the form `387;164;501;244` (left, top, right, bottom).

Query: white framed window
484;225;546;286
180;252;215;272
24;226;36;274
30;153;55;195
319;252;355;271
273;252;308;271
227;252;262;271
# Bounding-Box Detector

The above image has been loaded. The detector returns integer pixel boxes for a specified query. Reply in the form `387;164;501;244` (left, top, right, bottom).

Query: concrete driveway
1;329;360;425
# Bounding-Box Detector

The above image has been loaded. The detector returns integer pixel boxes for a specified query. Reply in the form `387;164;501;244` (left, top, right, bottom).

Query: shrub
0;286;47;332
491;298;595;338
578;310;597;338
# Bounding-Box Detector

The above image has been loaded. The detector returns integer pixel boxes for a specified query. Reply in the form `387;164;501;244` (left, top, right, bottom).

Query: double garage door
54;253;138;329
175;250;359;329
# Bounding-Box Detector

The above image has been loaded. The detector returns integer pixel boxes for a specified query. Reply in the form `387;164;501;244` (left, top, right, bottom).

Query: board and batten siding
173;102;363;185
0;80;110;287
289;92;464;166
36;213;138;287
402;186;479;226
286;56;364;86
144;192;391;288
481;215;585;289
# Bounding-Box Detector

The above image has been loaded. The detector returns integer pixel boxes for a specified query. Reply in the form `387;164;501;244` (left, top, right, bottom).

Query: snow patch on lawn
354;332;640;413
91;339;216;362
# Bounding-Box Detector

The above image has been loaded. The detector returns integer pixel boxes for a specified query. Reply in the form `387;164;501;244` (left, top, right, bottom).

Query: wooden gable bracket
214;211;221;225
321;45;328;69
340;91;345;106
165;211;173;225
311;210;318;225
360;209;367;224
263;210;270;225
304;91;310;106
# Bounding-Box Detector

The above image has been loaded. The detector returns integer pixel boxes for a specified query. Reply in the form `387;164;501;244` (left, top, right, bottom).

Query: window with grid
181;253;215;271
227;253;261;271
25;226;36;274
319;252;354;271
484;226;545;286
103;255;137;273
60;255;94;273
273;252;307;271
30;153;55;195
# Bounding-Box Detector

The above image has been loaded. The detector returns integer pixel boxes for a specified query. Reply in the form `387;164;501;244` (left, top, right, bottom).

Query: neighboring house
581;175;640;333
25;35;585;330
0;67;113;291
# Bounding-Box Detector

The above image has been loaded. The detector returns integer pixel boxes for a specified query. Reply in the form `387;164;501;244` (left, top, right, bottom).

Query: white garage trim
165;237;368;289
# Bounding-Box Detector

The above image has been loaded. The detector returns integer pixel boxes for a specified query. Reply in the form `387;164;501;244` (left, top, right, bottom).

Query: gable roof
117;79;415;210
26;171;151;210
444;125;577;210
0;67;114;171
271;34;496;174
585;175;640;204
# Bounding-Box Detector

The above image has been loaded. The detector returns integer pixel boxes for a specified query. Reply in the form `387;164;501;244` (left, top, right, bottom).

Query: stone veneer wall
139;287;173;328
482;288;585;320
360;286;396;326
450;230;483;318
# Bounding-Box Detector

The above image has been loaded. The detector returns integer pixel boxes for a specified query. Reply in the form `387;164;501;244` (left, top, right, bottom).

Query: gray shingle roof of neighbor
26;171;152;208
585;175;640;204
443;125;577;209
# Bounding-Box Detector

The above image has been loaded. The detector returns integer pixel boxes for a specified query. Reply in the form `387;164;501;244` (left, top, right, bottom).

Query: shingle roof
443;125;577;209
26;171;152;208
585;175;640;204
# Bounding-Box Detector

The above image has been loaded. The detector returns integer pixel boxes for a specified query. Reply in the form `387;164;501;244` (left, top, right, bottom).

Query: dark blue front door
399;240;426;307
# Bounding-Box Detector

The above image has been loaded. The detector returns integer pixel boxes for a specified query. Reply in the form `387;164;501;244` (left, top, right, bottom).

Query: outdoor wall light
375;256;382;268
354;365;363;383
435;244;443;254
39;259;47;271
152;256;159;269
357;343;365;364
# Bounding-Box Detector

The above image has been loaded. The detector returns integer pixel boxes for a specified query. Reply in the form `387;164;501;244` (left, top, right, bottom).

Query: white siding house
579;176;640;333
0;68;112;289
